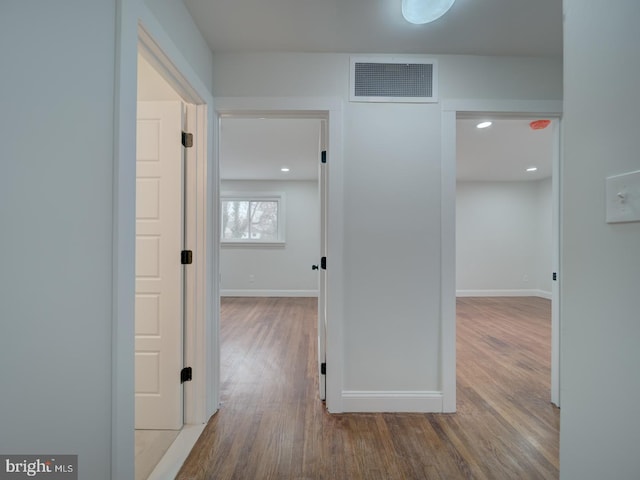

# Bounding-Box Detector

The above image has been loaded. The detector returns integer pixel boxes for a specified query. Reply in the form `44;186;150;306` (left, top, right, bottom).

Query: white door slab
318;120;327;401
135;101;184;430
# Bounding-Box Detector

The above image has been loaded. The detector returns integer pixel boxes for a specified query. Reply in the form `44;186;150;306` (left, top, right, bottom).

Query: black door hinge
552;272;557;281
181;367;192;383
321;150;327;164
181;250;193;265
320;363;326;375
321;257;327;270
182;131;193;148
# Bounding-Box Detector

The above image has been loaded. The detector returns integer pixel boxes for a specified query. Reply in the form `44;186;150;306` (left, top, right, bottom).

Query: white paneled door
135;101;184;430
318;121;327;401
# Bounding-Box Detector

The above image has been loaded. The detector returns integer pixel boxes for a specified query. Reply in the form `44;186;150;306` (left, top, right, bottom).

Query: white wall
143;0;213;90
220;180;320;296
212;52;562;398
211;53;562;100
0;1;213;478
561;2;640;479
0;2;117;476
456;179;552;297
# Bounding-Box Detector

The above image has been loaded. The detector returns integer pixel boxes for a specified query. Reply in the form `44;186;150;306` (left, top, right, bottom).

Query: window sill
221;241;286;248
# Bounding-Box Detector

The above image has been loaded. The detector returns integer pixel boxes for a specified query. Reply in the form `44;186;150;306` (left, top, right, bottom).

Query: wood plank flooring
177;296;558;479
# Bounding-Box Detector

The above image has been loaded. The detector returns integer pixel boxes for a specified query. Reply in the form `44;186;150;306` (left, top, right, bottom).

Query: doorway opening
455;112;560;406
134;53;187;480
451;111;561;470
440;101;562;414
133;25;214;479
454;113;558;402
213;97;344;415
217;114;328;405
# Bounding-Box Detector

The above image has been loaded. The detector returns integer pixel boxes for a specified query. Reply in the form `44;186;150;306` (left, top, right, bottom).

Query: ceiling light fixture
280;167;290;173
402;0;456;24
526;167;538;172
476;121;492;129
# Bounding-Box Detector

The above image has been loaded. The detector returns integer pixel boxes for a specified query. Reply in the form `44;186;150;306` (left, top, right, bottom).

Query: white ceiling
219;116;554;182
220;118;321;181
457;117;554;182
183;0;562;57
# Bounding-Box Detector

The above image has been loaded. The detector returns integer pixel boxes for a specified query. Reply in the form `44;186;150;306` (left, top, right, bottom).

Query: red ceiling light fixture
529;119;551;130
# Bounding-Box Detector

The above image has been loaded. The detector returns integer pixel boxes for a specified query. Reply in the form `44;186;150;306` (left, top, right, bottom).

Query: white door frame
112;5;217;477
440;99;563;412
214;97;345;413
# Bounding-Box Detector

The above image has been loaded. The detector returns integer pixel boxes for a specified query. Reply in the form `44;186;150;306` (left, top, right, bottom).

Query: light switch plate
606;170;640;223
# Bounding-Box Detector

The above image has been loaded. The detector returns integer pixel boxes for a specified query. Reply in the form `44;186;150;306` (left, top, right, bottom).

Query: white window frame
220;192;286;246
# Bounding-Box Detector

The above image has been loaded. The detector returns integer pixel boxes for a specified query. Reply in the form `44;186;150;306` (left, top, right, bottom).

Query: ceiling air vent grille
350;57;438;103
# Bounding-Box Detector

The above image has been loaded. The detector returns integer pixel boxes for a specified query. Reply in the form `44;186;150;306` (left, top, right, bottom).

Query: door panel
318;121;327;401
135;101;184;430
551;120;561;407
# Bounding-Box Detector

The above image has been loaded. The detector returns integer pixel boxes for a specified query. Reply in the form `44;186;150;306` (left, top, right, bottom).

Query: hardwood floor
177;296;558;479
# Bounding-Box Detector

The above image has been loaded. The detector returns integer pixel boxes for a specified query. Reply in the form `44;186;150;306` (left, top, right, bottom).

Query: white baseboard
221;289;319;297
536;290;552;299
457;289;552;299
341;390;443;413
147;424;206;480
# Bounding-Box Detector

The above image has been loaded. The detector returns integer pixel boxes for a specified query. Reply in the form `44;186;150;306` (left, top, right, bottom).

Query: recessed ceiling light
526;167;538;172
280;167;290;173
476;121;492;129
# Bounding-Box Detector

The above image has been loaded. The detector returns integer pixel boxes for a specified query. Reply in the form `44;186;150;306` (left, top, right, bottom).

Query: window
221;193;285;245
